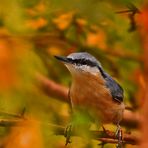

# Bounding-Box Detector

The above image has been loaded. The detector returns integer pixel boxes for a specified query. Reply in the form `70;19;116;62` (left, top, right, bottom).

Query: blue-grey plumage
55;52;125;124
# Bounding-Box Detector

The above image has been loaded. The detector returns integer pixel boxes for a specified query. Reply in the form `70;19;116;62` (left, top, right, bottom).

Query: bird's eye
80;59;87;65
115;96;123;102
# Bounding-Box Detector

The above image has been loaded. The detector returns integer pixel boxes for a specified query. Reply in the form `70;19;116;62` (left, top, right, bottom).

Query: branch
0;119;23;126
36;73;140;128
52;123;140;145
36;73;69;103
121;110;140;128
0;117;140;145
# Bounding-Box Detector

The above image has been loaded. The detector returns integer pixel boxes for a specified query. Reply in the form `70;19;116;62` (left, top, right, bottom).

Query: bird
55;52;125;147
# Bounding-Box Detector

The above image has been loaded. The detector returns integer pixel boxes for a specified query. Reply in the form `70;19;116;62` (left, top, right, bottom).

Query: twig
36;73;69;103
53;124;139;145
116;3;141;32
0;108;26;119
0;119;24;126
0;117;139;145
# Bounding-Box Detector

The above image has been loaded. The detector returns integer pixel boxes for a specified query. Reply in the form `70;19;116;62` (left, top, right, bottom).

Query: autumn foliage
0;0;147;148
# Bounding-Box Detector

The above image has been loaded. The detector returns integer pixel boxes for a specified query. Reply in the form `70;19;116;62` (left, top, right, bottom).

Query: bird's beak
54;55;70;64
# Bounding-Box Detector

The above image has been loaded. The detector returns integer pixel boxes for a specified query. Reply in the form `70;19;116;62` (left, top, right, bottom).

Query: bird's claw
115;125;123;148
64;124;73;146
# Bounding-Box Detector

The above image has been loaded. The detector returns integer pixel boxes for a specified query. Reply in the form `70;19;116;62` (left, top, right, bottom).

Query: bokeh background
0;0;147;147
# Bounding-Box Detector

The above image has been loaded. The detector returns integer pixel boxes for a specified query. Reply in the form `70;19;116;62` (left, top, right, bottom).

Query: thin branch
53;123;140;145
0;108;26;119
36;73;69;103
0;117;140;145
103;49;142;62
0;119;24;126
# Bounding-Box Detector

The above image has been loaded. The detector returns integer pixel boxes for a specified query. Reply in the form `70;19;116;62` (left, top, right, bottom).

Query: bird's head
54;52;104;76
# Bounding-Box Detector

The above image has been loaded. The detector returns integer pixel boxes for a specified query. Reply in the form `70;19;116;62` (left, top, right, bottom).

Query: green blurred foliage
0;0;144;147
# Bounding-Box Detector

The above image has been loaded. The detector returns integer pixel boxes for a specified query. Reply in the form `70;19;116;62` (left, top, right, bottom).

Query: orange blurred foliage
132;69;146;106
137;5;148;32
86;27;107;50
3;119;44;148
35;1;46;13
0;30;17;90
0;29;35;91
26;18;48;30
76;18;87;28
53;12;74;30
26;1;46;17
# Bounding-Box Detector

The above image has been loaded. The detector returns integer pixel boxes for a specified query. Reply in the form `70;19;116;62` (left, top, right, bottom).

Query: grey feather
67;52;102;68
104;73;124;103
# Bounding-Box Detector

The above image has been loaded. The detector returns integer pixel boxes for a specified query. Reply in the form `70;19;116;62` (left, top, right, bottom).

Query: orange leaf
26;18;47;30
86;28;106;49
4;119;44;148
53;12;74;30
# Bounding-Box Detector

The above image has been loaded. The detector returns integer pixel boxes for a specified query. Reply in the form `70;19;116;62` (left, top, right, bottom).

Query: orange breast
70;72;124;124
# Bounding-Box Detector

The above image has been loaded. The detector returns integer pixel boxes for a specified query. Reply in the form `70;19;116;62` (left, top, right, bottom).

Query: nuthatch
55;52;125;146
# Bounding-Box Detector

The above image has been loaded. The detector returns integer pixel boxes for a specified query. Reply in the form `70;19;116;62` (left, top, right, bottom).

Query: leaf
4;119;44;148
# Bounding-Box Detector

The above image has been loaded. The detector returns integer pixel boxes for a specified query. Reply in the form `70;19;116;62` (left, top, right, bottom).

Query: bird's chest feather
70;73;124;123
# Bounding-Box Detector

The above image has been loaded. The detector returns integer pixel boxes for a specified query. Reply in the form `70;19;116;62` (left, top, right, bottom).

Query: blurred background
0;0;147;147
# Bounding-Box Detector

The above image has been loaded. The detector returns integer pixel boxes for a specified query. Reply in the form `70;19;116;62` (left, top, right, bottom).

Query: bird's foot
115;125;123;148
64;123;73;146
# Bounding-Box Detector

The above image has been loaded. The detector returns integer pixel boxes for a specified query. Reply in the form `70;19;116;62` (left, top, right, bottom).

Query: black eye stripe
67;58;107;79
67;58;97;66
